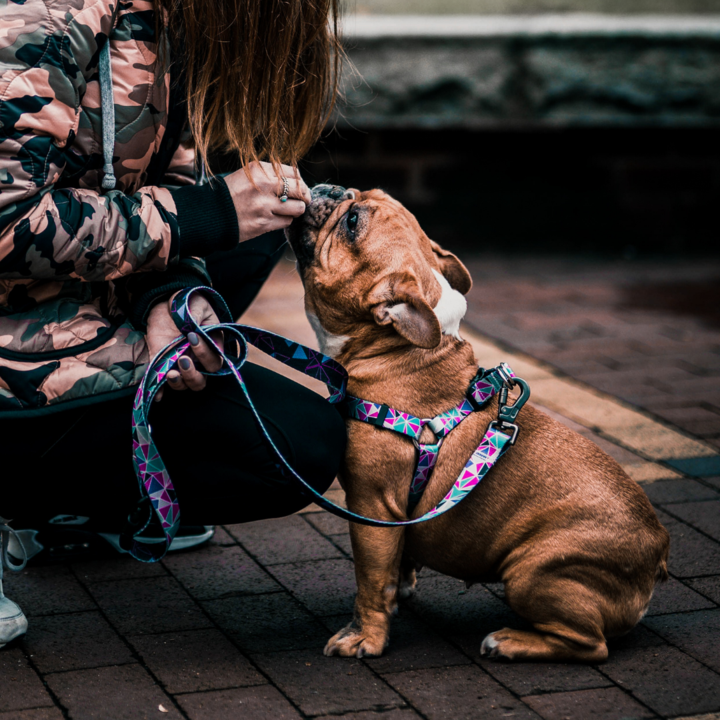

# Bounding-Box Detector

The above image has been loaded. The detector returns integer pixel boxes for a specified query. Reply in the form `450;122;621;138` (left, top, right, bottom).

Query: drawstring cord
99;38;117;191
0;518;27;598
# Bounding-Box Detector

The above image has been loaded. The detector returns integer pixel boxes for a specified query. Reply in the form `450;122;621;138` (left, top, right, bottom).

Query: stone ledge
338;14;720;128
342;14;720;38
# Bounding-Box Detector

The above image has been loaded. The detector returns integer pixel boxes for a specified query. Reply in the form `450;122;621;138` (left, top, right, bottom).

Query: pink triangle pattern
346;397;383;422
424;428;511;520
409;441;443;502
383;408;423;439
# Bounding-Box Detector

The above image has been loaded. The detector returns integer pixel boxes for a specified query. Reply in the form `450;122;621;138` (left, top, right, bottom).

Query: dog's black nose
311;184;349;202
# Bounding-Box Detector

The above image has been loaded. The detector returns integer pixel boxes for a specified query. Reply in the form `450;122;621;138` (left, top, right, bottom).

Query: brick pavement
2;255;720;720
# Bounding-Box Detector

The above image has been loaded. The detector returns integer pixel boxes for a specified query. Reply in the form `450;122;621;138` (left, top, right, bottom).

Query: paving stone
269;558;357;616
314;711;421;720
651;407;720;438
0;710;64;720
304;512;351;536
177;685;301;720
88;576;212;636
664;500;720;543
330;533;354;557
601;642;720;717
522;686;656;720
208;526;236;546
360;613;471;674
383;665;541;720
46;664;181;720
71;556;168;583
3;565;95;617
252;649;404;717
609;624;667;652
645;577;716;616
655;510;720;578
25;611;135;673
408;575;521;660
225;516;343;565
130;629;264;693
202;592;328;653
705;477;720;492
644;609;720;674
162;544;281;600
666;457;720;479
686;576;720;604
642;479;720;505
481;660;613;696
0;648;54;713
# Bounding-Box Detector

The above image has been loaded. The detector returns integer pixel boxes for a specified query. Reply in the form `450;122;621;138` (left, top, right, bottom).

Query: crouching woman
0;0;345;647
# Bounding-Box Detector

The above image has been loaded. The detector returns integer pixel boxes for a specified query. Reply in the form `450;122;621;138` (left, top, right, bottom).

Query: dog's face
287;184;472;357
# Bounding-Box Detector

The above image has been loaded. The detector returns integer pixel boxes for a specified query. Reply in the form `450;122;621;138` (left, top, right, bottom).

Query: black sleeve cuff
170;178;239;258
128;258;212;331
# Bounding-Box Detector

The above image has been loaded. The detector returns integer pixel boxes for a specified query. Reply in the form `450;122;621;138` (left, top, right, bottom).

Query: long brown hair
156;0;342;171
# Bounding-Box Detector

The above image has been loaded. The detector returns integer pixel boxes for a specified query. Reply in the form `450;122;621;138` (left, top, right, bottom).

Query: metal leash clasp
489;375;530;445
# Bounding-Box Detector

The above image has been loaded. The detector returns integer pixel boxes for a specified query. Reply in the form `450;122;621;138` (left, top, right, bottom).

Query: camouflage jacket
0;0;238;416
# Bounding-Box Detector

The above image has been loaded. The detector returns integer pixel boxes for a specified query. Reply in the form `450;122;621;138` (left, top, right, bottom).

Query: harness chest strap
129;287;529;563
344;364;528;508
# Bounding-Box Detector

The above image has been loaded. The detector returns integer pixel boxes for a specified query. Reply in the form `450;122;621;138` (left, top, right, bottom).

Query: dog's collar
342;364;529;509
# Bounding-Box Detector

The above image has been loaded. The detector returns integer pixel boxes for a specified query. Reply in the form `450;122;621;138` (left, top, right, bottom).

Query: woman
0;0;345;648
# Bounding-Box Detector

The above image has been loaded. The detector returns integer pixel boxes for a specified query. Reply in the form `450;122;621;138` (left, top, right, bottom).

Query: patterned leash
129;287;525;562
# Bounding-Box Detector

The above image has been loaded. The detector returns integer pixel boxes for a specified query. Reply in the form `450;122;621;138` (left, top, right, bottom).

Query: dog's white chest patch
306;313;350;358
432;270;467;340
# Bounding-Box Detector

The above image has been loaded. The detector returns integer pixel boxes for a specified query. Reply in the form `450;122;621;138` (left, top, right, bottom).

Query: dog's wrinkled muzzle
287;184;354;269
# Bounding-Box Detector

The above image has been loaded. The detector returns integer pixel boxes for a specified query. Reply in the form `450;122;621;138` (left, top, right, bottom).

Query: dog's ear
429;239;472;295
370;273;442;349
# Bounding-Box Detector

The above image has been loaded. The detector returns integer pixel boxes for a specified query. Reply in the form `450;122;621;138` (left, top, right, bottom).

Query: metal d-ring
491;376;531;445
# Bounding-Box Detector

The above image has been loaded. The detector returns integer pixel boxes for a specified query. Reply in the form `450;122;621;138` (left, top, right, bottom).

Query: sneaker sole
0;615;28;649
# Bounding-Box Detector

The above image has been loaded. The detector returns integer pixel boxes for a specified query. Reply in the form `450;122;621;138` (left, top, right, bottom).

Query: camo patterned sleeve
163;136;197;188
0;0;181;284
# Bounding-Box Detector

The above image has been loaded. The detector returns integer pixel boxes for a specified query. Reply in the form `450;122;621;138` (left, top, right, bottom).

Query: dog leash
128;287;529;562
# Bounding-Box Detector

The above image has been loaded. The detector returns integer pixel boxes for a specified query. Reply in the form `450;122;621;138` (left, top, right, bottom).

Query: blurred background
293;0;720;257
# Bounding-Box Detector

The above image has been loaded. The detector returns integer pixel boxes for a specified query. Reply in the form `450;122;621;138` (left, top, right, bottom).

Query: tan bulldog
286;184;670;663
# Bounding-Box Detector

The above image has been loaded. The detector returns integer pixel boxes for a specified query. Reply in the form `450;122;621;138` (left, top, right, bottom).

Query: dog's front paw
324;624;387;658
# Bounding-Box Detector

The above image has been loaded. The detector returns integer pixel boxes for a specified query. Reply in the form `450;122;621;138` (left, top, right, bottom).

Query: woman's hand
146;293;224;401
223;161;312;243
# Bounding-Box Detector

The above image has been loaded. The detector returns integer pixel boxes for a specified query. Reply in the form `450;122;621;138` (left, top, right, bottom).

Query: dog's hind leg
480;572;615;663
398;552;418;601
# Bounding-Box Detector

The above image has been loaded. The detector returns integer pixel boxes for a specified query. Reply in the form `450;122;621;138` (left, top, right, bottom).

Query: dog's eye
346;210;359;236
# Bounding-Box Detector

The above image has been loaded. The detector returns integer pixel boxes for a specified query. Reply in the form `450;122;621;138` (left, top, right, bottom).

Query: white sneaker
0;518;28;649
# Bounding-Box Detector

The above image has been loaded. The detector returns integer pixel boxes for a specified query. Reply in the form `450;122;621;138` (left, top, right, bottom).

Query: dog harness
344;363;529;511
128;287;530;562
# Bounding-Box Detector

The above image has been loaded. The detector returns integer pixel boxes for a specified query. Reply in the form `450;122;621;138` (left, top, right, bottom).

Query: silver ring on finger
279;177;290;203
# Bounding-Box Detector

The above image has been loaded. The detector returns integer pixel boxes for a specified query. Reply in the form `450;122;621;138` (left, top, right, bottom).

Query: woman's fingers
177;355;206;392
276;172;312;204
167;370;187;391
273;198;306;217
188;331;224;374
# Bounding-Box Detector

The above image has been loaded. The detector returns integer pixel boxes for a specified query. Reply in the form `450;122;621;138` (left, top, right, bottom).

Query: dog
286;184;670;663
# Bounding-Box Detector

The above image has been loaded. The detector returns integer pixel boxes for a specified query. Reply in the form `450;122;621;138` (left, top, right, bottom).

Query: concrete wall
352;0;720;15
338;16;720;128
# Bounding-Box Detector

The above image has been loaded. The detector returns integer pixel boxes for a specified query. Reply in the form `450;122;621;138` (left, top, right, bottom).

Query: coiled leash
128;287;530;562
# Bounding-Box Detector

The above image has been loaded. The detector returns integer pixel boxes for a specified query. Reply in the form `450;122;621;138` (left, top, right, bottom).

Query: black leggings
2;233;346;529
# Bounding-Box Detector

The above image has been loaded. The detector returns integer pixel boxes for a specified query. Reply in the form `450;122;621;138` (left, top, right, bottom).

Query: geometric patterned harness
344;363;530;511
129;287;530;563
